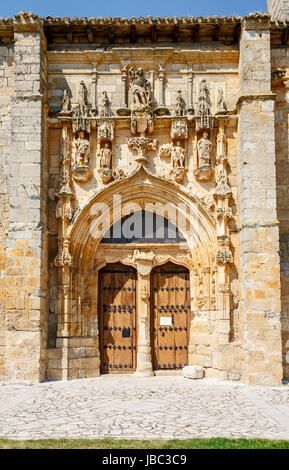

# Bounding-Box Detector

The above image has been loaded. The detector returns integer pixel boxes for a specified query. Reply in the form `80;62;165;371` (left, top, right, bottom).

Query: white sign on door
160;317;173;326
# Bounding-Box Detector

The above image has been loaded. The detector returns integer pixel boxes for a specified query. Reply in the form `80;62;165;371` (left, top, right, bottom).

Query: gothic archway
53;166;231;378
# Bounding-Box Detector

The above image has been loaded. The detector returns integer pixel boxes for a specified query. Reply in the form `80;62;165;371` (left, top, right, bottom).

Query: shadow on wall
275;82;289;380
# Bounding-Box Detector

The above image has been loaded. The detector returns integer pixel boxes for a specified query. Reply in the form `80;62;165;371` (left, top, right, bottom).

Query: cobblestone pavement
0;376;289;441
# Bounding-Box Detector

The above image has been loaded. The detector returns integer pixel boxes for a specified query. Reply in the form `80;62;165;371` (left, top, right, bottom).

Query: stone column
186;66;194;114
134;256;154;377
238;15;283;385
120;68;127;109
158;67;165;108
91;65;98;114
6;14;48;381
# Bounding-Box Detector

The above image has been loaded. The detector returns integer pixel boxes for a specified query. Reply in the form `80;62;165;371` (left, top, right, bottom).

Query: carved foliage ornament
127;136;157;164
54;238;73;267
97;120;114;143
171;119;188;140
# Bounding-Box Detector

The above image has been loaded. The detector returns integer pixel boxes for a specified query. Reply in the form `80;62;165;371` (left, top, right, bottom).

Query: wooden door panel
151;263;190;370
99;264;137;374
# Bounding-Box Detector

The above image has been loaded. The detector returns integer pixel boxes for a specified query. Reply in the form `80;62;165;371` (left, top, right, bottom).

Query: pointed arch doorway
97;210;192;376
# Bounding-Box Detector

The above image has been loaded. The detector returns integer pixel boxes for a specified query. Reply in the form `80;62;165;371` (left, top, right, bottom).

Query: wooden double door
99;261;191;374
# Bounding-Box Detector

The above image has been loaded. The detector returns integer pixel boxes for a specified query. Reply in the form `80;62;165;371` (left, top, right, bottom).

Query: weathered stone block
182;366;204;380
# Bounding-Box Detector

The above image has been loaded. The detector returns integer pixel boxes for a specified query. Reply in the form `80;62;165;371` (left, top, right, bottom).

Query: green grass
0;438;289;449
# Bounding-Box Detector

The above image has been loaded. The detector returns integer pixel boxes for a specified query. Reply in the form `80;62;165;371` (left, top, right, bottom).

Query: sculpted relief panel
54;66;235;276
57;67;233;194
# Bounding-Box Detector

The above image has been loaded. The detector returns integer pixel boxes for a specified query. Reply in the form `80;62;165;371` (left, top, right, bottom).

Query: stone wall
5;19;49;381
0;43;14;380
0;13;288;384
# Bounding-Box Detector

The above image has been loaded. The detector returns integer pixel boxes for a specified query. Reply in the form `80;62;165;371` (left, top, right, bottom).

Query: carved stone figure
74;131;90;166
172;141;185;169
129;67;152;111
196;80;213;130
72;131;93;183
99;91;112;117
198;132;212;167
79;80;88;114
159;141;186;183
71;81;92;133
61;89;71;113
198;80;211;116
174;90;186;116
99;143;112;169
217;88;227;113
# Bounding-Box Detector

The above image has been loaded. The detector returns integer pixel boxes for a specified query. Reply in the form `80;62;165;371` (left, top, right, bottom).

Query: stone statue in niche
171;141;186;183
99;143;112;169
215;166;232;198
75;131;90;166
129;67;152;111
217;88;227;113
129;66;154;135
198;80;211;115
72;81;92;133
194;131;214;182
61;89;71;113
174;90;186;116
72;131;93;183
172;141;186;169
99;91;112;117
98;143;113;184
159;141;186;183
196;79;214;131
79;80;89;116
198;132;212;167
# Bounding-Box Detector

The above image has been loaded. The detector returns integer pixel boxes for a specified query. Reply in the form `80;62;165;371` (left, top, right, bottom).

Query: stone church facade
0;2;289;385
